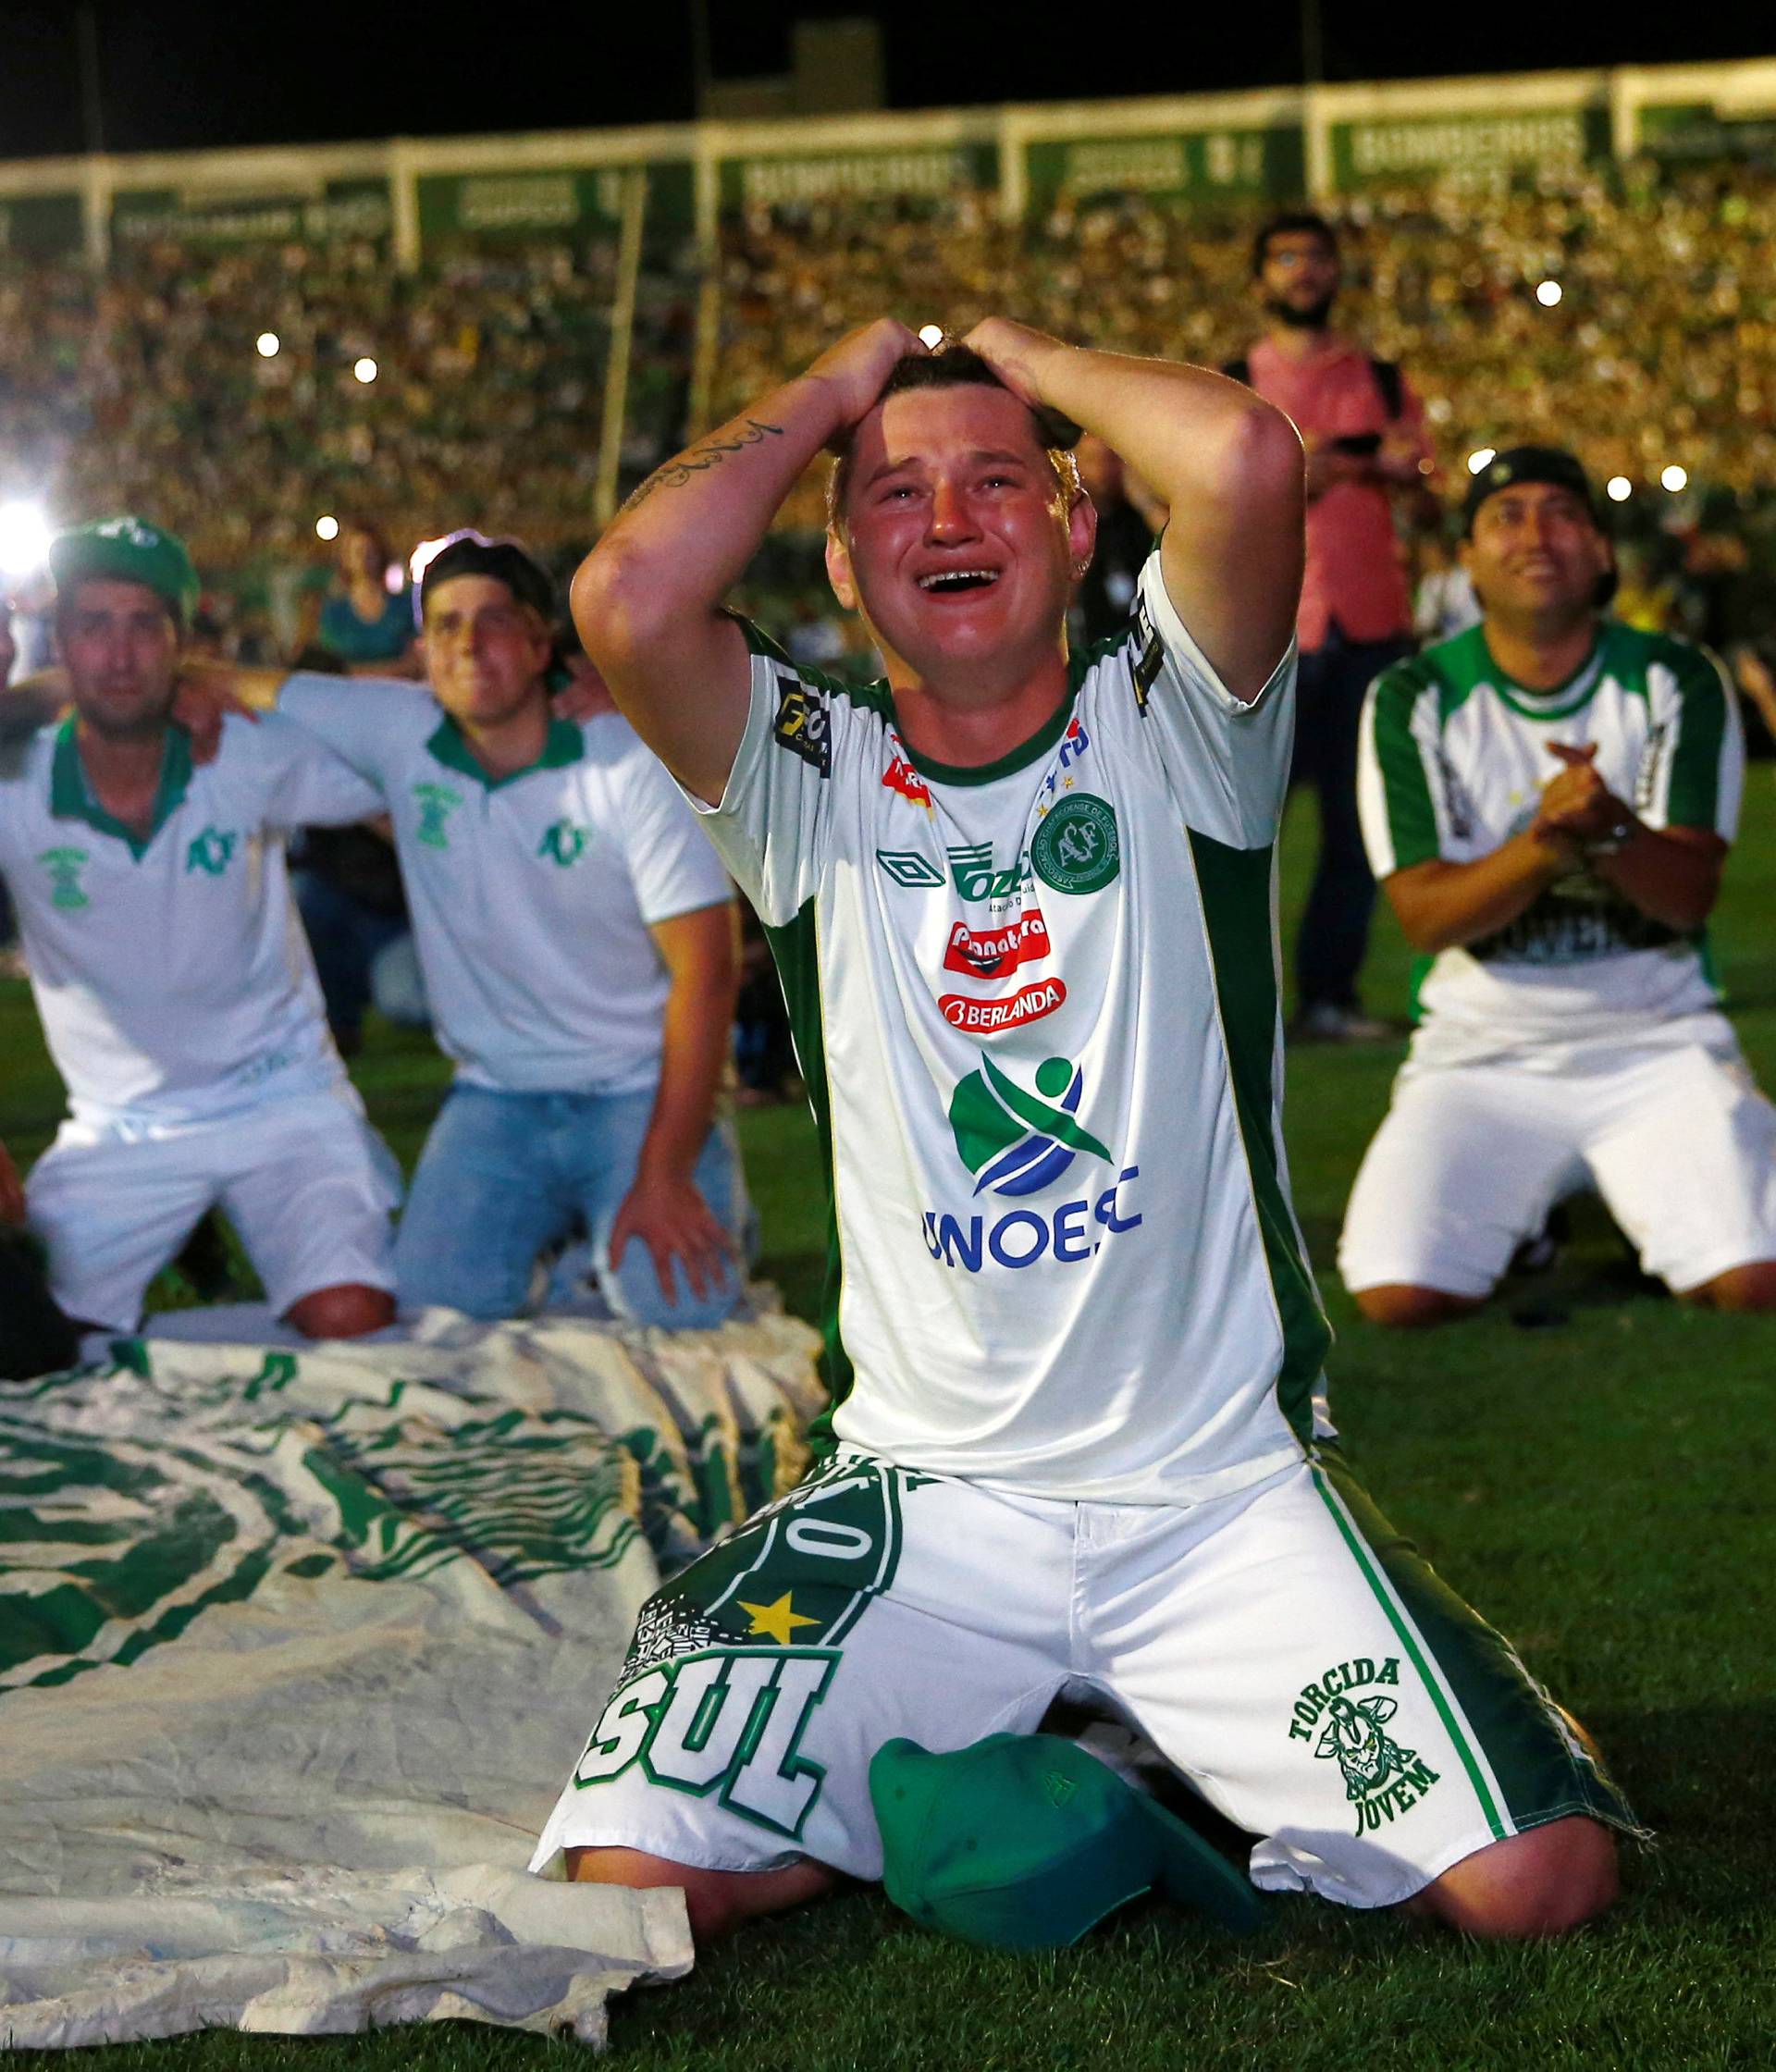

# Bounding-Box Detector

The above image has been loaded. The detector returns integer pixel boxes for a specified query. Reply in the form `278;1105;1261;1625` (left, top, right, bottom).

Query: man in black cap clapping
1342;447;1776;1324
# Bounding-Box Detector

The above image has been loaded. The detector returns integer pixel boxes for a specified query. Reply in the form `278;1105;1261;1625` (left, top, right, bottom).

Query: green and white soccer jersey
1358;620;1745;1068
0;714;382;1123
280;680;733;1094
689;553;1329;1505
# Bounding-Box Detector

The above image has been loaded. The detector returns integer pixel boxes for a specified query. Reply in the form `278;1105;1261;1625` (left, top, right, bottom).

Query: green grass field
4;782;1775;2068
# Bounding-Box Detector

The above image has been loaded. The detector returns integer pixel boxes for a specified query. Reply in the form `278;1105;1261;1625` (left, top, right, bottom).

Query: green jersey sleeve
1358;660;1443;877
1639;639;1743;839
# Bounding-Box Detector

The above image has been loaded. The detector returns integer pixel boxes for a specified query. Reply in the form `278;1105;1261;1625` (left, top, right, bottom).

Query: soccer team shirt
1358;619;1745;1070
0;713;382;1125
280;679;733;1094
691;553;1330;1506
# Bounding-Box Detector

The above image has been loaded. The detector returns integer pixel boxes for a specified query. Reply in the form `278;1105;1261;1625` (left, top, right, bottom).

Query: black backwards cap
417;529;556;628
1461;446;1601;536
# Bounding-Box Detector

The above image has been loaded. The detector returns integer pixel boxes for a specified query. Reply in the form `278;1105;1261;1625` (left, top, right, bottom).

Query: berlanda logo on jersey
919;1053;1141;1275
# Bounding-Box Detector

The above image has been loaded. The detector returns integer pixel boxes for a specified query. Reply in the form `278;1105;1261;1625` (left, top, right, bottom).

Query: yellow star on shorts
737;1591;819;1646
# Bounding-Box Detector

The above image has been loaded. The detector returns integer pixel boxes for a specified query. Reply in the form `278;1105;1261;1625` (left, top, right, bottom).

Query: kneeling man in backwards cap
1344;447;1776;1323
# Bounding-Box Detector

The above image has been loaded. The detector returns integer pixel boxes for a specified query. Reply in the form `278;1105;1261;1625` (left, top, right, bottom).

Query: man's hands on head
957;324;1303;701
958;319;1070;409
571;316;929;807
804;319;928;445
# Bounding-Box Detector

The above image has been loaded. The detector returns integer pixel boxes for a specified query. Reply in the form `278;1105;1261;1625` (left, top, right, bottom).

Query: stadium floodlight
1466;448;1497;475
1660;464;1688;493
1535;279;1562;308
918;324;944;349
1607;475;1633;502
256;331;280;359
314;514;340;542
352;357;378;385
0;500;52;579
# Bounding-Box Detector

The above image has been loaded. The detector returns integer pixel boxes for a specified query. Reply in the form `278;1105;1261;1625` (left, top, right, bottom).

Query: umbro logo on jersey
772;674;830;776
38;845;90;910
875;849;944;888
882;753;931;807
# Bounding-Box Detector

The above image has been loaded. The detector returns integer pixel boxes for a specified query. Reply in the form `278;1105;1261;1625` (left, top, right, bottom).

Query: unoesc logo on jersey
920;1053;1141;1274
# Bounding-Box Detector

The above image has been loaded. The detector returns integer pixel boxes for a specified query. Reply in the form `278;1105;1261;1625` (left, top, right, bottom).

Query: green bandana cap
870;1733;1264;1950
50;517;201;626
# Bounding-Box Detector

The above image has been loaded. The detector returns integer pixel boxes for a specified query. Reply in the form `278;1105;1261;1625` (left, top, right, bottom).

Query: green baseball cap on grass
870;1732;1264;1950
49;516;201;626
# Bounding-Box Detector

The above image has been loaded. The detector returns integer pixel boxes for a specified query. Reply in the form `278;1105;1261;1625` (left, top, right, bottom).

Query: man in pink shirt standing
1229;213;1434;1040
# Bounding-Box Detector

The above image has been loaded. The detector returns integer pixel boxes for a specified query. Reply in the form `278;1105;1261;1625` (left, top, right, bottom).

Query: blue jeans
394;1083;746;1327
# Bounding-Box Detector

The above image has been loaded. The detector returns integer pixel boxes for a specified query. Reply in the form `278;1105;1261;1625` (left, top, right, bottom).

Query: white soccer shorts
27;1087;401;1332
532;1449;1637;1911
1339;1039;1776;1299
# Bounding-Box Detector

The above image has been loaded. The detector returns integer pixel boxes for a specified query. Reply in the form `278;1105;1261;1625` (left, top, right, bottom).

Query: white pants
1340;1042;1776;1298
533;1449;1637;1911
27;1087;400;1331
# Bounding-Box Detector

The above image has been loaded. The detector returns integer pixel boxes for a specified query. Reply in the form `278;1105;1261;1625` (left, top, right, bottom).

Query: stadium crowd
712;165;1776;524
0;233;696;580
0;165;1772;594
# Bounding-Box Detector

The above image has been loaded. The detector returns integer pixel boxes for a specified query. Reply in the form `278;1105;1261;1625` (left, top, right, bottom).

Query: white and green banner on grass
0;1309;823;2048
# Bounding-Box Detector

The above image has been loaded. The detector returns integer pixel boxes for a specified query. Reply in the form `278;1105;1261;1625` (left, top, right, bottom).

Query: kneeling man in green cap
0;518;400;1341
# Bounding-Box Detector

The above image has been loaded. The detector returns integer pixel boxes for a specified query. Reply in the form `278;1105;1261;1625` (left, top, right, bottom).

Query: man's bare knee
285;1283;396;1340
1412;1816;1618;1939
567;1844;834;1944
1352;1283;1485;1329
1681;1260;1776;1313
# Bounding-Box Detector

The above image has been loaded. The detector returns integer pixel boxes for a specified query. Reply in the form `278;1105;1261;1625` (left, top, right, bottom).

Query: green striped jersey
688;555;1331;1505
1359;619;1744;1067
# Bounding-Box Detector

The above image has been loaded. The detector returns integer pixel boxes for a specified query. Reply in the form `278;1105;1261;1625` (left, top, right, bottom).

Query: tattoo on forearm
623;419;785;512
